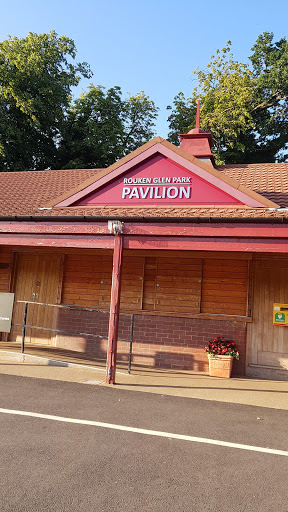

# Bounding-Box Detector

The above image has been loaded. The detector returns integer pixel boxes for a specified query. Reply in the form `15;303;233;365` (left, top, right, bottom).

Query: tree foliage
0;31;91;171
57;85;158;169
167;32;288;164
0;31;158;171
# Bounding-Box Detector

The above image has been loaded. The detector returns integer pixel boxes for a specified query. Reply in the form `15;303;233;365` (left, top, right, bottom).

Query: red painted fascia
124;236;288;253
0;234;114;249
0;221;108;235
1;232;288;253
1;221;288;239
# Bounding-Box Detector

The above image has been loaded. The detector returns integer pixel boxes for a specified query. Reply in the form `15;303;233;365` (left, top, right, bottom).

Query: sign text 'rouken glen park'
122;176;191;200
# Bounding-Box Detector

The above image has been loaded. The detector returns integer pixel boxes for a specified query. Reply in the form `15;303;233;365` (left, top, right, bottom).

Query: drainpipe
106;221;124;384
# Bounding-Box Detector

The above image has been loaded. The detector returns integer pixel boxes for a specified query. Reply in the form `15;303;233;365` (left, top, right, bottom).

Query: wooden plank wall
0;246;13;292
121;255;144;311
60;252;249;317
0;246;13;340
61;253;144;312
250;258;288;368
201;259;249;316
154;258;202;313
0;246;250;318
61;253;113;309
142;258;156;311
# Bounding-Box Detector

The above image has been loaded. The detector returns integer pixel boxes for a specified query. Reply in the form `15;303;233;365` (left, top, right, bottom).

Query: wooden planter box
208;355;234;378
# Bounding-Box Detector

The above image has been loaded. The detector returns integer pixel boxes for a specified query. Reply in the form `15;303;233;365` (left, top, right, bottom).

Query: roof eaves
0;214;288;224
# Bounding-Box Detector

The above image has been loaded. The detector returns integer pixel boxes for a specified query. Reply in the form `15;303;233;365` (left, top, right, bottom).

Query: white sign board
0;293;15;332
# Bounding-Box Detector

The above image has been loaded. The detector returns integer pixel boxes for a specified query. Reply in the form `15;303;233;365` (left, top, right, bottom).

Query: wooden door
10;253;38;343
250;259;288;370
10;253;61;345
30;254;62;345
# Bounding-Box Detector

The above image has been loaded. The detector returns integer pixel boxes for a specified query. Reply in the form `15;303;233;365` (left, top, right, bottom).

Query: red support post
106;232;123;384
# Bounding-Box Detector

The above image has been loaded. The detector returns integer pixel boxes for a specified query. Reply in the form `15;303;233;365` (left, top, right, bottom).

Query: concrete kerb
0;350;127;373
0;351;288;410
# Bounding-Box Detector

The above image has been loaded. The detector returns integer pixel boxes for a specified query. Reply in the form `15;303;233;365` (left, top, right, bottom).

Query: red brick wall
132;315;246;376
54;308;131;362
53;308;246;376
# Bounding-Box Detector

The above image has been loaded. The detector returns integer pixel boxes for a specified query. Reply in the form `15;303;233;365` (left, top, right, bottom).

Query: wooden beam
1;221;288;238
106;233;123;384
124;236;288;253
0;235;114;249
2;232;288;253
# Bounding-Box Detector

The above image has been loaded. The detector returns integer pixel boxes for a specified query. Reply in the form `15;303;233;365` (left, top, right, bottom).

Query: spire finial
195;99;200;130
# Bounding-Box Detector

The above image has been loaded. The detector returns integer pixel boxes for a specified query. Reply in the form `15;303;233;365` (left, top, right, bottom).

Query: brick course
54;307;131;362
132;315;246;375
53;308;246;376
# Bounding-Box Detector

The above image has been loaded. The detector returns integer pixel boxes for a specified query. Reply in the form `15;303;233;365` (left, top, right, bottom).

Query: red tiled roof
1;157;288;220
0;168;101;216
218;163;288;207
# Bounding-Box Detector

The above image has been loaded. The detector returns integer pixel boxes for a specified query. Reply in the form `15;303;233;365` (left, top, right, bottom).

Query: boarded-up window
61;253;113;308
142;258;157;311
61;252;249;317
143;257;202;314
61;253;144;311
201;259;248;316
120;256;144;311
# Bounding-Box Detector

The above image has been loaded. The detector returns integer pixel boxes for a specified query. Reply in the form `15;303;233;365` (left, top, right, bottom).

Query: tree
57;85;158;169
0;31;91;171
167;33;288;164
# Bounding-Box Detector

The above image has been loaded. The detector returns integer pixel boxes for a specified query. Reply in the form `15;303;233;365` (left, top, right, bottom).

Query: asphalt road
0;373;287;512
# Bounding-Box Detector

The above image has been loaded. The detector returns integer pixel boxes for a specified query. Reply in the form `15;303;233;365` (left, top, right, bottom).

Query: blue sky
2;0;288;137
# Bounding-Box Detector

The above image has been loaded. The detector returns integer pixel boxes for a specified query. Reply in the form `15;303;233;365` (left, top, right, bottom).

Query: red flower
206;335;239;359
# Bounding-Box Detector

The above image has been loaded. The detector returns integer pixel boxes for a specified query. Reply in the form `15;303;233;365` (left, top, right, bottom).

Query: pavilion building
0;115;288;382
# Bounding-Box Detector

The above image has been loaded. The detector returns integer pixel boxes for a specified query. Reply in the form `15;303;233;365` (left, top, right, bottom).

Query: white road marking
0;407;287;457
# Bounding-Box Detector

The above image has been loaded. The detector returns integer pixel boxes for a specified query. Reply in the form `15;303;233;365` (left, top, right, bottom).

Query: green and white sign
274;312;285;323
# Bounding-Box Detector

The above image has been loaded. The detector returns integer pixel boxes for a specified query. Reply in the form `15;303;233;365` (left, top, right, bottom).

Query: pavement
1;372;288;512
0;349;287;410
1;349;288;512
